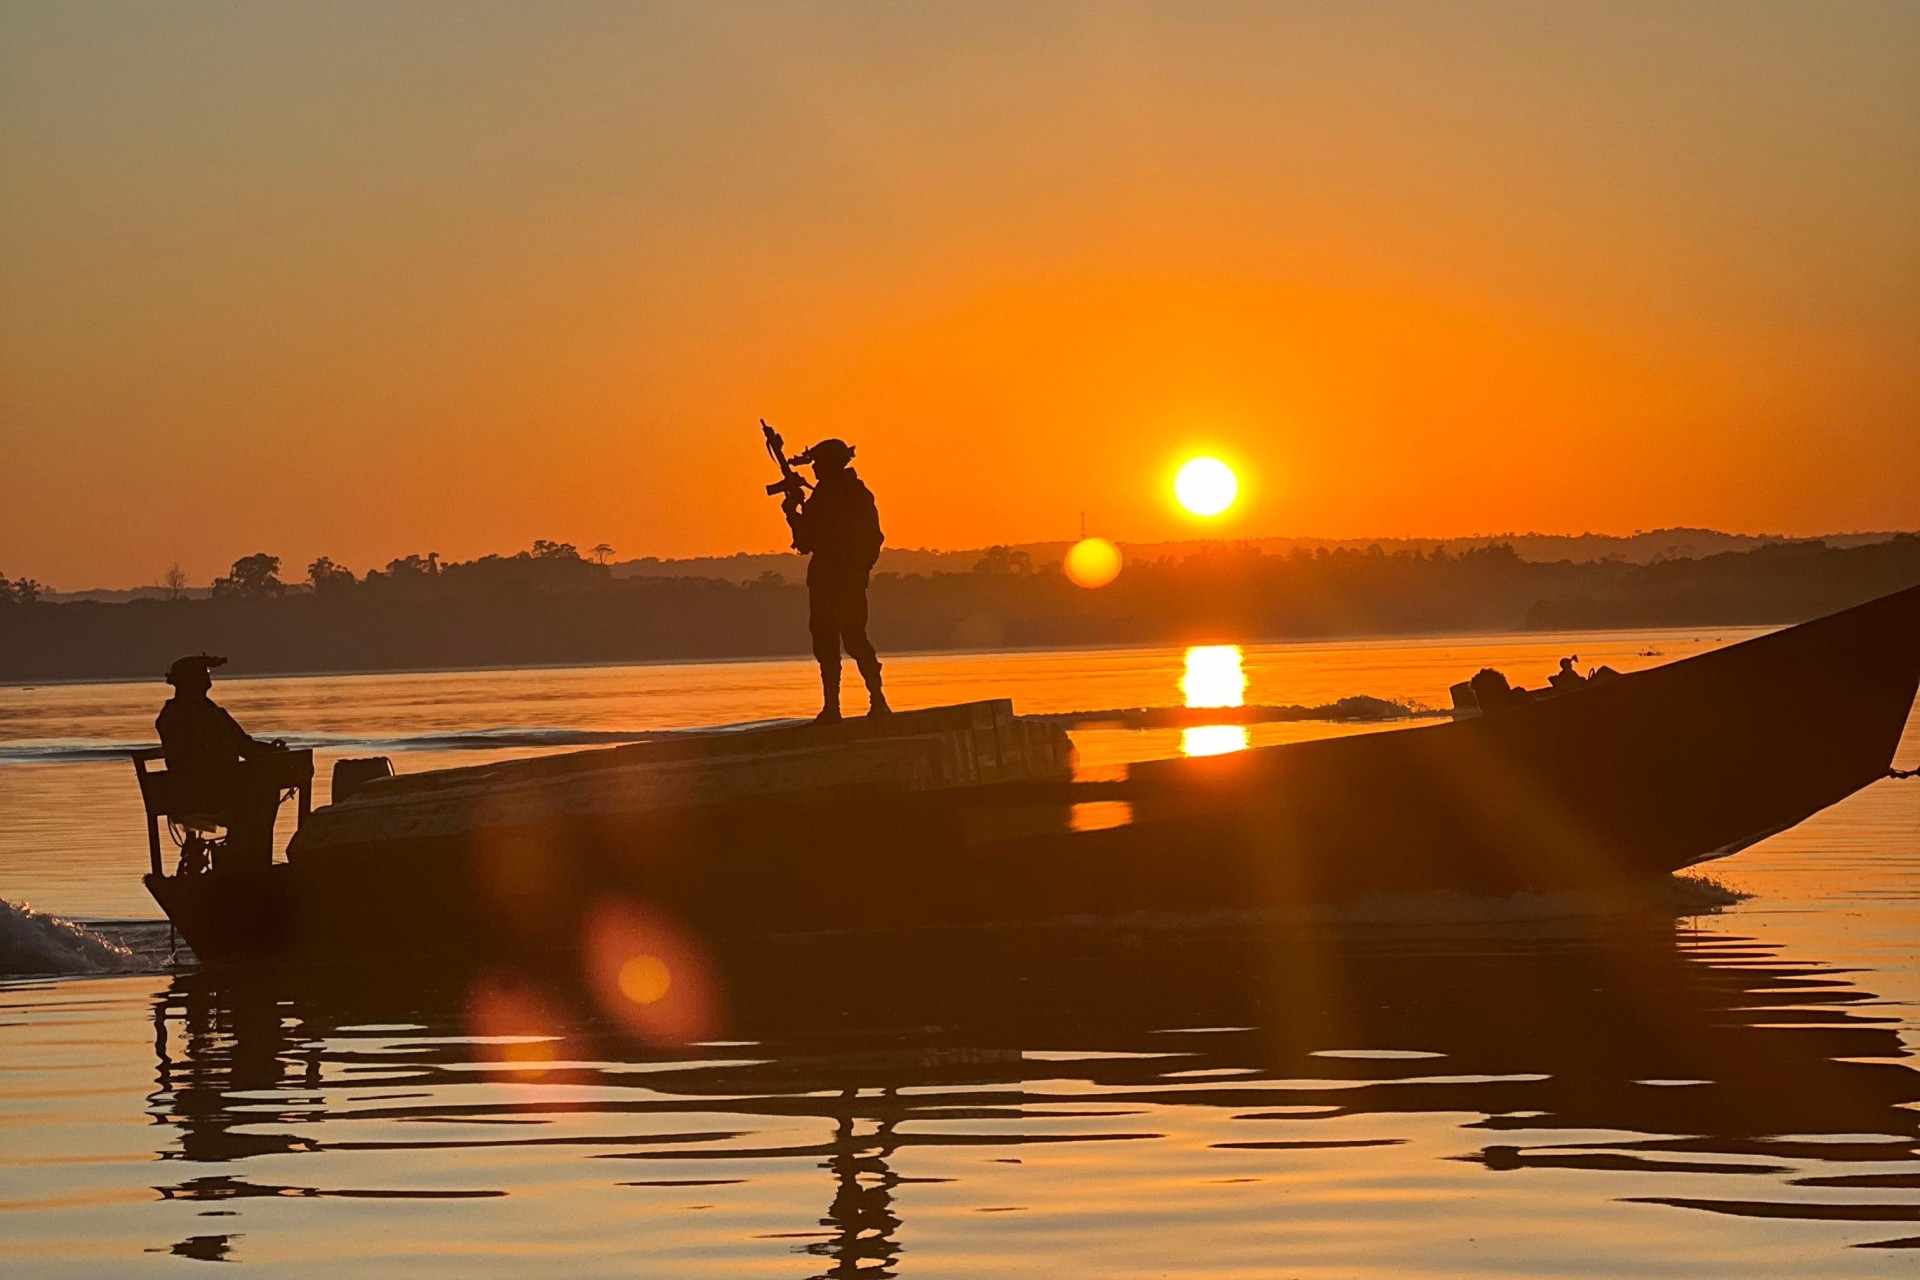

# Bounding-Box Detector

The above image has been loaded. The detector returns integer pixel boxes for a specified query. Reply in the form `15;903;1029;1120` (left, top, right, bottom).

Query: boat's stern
145;866;299;964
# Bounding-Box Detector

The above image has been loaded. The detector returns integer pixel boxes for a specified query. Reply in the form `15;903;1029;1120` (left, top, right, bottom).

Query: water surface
4;632;1918;1276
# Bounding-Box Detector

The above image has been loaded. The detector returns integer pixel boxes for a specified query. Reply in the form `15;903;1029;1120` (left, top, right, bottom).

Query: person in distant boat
156;654;285;871
785;438;890;722
1549;656;1588;692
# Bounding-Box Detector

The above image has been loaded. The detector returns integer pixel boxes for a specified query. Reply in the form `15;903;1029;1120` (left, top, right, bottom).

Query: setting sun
1175;457;1239;518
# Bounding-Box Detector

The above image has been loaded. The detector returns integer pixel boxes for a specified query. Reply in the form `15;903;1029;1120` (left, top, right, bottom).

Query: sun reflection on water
464;970;570;1079
1180;645;1249;757
1181;723;1250;757
1181;645;1246;708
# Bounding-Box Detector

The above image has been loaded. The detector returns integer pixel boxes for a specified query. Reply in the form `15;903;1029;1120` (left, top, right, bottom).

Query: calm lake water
4;630;1919;1277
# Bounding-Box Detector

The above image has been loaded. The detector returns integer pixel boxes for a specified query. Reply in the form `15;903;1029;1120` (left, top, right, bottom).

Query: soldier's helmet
805;438;855;467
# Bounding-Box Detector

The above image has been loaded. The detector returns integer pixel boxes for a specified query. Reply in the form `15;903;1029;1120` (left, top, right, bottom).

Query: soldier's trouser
808;567;881;697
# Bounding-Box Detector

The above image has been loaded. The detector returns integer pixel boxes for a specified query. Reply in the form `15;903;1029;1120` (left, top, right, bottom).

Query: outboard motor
1468;668;1534;712
331;756;394;804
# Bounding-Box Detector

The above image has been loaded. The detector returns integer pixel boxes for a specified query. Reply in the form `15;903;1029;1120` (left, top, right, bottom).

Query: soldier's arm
787;500;816;554
858;486;884;562
219;705;274;760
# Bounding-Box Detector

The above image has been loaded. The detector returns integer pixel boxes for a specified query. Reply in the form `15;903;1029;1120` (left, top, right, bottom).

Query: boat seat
131;747;315;877
132;748;231;874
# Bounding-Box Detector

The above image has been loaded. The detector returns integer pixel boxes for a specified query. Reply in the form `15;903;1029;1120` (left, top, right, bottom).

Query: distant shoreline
0;620;1772;692
4;536;1914;685
39;527;1911;601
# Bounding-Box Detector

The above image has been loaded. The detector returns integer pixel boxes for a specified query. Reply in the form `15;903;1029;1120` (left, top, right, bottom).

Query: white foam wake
0;900;139;977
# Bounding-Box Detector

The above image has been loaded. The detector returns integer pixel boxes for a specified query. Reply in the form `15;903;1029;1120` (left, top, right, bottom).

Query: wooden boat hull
149;584;1920;963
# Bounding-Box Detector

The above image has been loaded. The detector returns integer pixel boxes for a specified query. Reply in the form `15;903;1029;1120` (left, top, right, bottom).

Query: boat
143;583;1920;964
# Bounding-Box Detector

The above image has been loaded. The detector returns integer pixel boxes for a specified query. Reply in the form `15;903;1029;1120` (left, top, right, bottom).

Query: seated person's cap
166;653;228;684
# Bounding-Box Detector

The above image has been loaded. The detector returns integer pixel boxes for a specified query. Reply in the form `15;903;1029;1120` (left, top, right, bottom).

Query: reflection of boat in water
145;916;1920;1264
146;585;1920;962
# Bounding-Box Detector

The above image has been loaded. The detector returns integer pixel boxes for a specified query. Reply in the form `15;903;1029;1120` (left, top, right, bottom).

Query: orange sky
3;3;1917;588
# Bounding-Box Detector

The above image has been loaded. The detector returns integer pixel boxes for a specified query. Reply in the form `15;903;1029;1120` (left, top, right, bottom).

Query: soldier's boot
814;664;843;724
862;663;891;717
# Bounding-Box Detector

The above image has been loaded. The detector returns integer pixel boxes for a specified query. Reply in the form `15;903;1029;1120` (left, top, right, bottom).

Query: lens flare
581;901;721;1045
1064;537;1122;588
616;954;673;1005
1175;457;1238;517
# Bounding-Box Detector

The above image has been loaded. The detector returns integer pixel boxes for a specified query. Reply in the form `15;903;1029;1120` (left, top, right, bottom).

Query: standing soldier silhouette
780;436;889;722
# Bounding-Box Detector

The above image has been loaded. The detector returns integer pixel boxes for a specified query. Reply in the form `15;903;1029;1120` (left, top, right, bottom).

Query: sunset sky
4;2;1917;588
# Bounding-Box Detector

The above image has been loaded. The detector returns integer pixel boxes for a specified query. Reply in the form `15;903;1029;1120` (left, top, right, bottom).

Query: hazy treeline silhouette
611;527;1901;586
3;536;1916;681
31;529;1904;602
0;572;47;604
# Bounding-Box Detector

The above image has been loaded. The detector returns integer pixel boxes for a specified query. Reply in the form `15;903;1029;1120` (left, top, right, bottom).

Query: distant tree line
1;535;1916;682
0;572;47;605
187;540;609;602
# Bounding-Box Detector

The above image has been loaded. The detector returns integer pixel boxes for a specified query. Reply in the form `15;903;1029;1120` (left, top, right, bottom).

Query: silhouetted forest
3;536;1917;681
608;527;1905;585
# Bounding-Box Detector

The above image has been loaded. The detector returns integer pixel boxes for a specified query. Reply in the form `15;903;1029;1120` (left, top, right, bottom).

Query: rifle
762;420;810;516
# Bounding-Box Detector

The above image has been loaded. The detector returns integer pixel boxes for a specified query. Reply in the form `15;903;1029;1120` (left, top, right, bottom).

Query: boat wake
0;900;152;978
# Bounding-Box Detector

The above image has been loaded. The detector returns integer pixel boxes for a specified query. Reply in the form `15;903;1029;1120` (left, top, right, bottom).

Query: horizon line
39;526;1917;597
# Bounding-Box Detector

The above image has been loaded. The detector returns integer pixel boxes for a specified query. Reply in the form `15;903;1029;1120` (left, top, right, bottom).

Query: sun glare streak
1175;457;1238;517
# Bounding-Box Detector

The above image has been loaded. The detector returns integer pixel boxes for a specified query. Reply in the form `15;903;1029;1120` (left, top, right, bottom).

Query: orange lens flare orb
1174;457;1238;517
616;954;672;1005
581;901;722;1045
1064;536;1122;589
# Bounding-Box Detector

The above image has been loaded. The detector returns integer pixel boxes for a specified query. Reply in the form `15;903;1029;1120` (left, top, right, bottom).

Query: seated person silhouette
1549;656;1589;692
156;654;285;872
785;437;890;722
